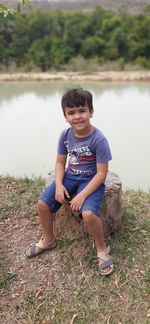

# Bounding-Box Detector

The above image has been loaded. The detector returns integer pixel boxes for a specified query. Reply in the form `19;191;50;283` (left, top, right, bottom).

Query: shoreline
0;70;150;82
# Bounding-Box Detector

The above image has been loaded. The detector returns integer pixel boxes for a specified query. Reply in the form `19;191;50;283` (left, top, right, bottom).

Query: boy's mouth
73;121;84;125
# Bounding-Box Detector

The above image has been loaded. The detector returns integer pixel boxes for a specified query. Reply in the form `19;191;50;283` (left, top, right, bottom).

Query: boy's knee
37;199;50;212
82;211;97;226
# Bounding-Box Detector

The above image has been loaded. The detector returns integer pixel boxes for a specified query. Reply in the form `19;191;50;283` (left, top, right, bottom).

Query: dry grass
0;176;150;324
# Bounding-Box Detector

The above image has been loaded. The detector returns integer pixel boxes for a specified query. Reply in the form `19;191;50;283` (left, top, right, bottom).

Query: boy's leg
27;177;77;257
77;181;113;274
38;200;54;244
30;180;61;255
77;180;106;254
82;211;105;253
82;211;113;274
27;200;57;257
32;200;55;254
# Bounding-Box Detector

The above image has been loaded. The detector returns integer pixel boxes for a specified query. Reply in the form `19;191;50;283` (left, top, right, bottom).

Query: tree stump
45;171;122;239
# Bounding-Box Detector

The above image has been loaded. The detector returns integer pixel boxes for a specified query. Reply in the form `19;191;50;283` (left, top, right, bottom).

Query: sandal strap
30;243;36;255
98;257;113;271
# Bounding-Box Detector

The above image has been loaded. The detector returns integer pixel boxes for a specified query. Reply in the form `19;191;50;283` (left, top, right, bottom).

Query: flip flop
97;251;114;276
27;239;57;258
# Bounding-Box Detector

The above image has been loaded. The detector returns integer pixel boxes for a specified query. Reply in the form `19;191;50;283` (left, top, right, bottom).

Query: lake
0;81;150;191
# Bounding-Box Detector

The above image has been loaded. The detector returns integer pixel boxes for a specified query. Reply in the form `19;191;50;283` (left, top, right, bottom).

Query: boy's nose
74;113;80;119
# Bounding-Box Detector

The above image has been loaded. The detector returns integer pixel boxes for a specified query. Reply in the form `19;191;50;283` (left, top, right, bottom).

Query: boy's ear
90;110;94;117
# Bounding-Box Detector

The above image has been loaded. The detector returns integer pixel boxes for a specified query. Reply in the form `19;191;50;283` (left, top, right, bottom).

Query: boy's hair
61;88;93;115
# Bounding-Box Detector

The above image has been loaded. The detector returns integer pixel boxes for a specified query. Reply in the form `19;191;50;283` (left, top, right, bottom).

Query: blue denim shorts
40;173;105;217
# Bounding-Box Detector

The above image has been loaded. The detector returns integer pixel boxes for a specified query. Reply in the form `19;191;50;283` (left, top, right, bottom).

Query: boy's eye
67;111;74;115
66;108;87;116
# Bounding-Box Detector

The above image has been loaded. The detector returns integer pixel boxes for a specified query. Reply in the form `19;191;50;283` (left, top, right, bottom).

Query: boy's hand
70;193;86;212
55;184;70;204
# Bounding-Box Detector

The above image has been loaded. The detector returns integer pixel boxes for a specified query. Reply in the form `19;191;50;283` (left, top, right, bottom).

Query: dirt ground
0;177;150;323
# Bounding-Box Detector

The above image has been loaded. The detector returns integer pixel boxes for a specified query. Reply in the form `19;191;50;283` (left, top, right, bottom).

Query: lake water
0;81;150;191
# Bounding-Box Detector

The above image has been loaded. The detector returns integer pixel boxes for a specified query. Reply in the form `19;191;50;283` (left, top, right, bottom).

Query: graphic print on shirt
68;145;96;174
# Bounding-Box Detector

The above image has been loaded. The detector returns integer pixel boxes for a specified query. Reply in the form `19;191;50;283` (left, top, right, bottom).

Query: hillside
1;0;150;13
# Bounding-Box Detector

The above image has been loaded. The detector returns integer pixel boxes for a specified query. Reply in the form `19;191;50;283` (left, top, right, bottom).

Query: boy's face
64;106;93;135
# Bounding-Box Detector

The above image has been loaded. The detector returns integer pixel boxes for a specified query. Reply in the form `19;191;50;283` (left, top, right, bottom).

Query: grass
0;176;150;323
0;251;17;289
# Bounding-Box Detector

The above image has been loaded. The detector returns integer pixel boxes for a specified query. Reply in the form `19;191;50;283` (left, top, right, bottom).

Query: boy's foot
27;239;57;258
97;251;113;276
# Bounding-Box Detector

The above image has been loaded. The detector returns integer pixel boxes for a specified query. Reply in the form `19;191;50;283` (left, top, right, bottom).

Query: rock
101;172;122;237
45;171;122;239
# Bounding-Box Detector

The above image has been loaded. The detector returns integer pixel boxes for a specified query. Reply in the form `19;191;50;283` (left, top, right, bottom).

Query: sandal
97;251;114;276
27;239;57;258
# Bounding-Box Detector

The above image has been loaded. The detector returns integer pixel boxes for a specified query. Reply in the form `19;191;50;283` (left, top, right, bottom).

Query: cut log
45;171;122;239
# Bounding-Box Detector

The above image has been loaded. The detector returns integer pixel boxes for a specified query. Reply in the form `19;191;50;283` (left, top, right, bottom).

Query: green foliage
0;4;15;16
0;0;31;16
0;6;149;71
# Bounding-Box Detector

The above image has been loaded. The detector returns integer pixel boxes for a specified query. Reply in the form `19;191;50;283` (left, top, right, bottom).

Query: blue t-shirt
57;126;112;179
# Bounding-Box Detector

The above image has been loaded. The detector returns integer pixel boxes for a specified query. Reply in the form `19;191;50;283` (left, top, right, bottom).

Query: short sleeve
96;137;112;163
57;130;68;155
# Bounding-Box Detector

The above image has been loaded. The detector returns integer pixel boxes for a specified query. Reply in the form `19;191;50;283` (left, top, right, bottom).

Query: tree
0;0;30;16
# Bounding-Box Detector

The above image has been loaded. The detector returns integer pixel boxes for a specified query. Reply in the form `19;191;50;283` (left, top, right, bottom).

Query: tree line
0;6;150;71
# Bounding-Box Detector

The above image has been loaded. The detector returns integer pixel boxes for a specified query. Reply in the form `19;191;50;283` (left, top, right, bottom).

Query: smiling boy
27;88;113;275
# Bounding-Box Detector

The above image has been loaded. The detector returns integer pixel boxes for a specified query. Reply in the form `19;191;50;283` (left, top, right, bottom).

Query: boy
27;88;113;276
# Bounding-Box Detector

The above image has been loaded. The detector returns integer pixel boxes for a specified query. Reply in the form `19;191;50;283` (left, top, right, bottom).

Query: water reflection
0;81;150;191
0;81;149;102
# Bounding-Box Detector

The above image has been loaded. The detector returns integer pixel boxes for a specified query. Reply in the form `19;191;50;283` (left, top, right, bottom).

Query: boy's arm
55;153;67;185
80;162;108;198
70;163;108;211
55;153;70;203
